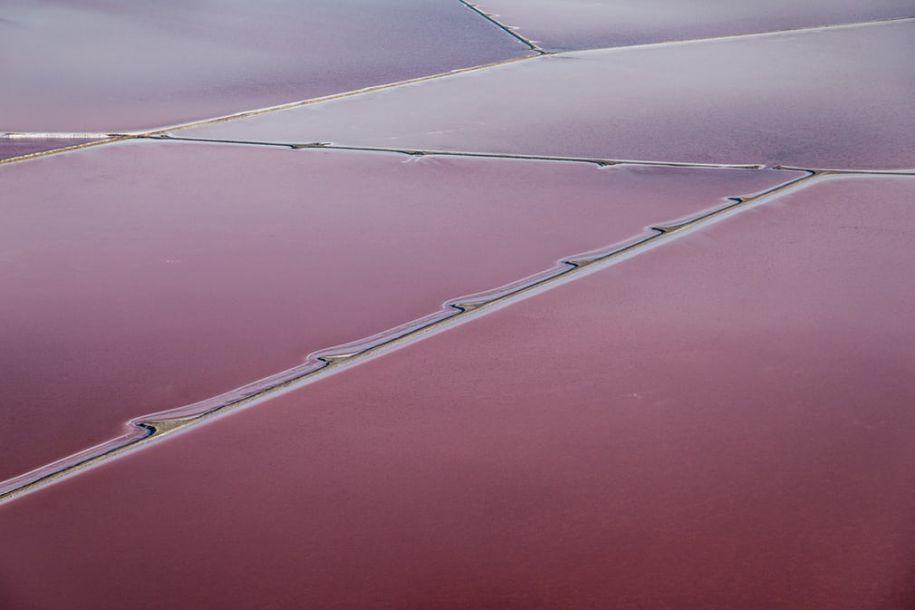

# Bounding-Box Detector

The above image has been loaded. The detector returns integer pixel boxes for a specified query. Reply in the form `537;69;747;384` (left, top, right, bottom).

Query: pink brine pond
2;175;913;608
0;139;798;482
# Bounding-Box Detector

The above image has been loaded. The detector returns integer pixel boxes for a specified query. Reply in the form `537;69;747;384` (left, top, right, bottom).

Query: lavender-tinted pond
0;0;530;132
0;137;98;161
189;20;915;170
471;0;915;50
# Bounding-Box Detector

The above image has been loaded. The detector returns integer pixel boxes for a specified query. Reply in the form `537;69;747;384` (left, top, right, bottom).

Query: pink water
3;175;913;608
0;140;796;481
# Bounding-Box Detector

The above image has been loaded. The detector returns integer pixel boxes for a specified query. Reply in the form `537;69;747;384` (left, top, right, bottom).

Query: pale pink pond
189;19;915;170
2;175;912;608
472;0;915;50
0;140;796;482
0;0;529;133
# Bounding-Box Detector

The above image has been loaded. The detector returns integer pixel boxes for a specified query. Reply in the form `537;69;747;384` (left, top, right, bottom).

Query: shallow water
3;175;913;608
0;0;530;132
189;19;915;170
472;0;915;50
0;139;796;481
